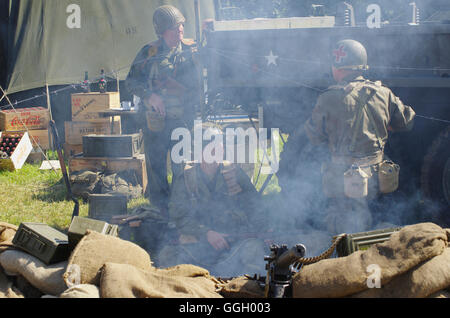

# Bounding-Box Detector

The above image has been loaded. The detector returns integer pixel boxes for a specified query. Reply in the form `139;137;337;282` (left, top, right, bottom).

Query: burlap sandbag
0;222;17;253
59;284;100;298
0;267;24;298
0;250;67;296
428;290;450;298
63;230;153;287
99;263;222;298
351;248;450;298
293;223;448;298
159;264;211;278
218;276;265;298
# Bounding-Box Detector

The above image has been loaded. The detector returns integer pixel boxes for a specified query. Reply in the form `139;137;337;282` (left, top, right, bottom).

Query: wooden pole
46;84;55;150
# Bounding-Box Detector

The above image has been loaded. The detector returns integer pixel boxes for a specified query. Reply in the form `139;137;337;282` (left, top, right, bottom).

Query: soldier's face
163;23;184;48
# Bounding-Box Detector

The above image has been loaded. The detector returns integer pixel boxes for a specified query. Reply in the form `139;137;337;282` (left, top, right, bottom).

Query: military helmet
153;5;186;36
332;39;369;71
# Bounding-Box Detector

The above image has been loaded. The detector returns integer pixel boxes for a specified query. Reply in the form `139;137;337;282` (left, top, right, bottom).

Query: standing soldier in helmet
304;39;416;235
126;5;201;211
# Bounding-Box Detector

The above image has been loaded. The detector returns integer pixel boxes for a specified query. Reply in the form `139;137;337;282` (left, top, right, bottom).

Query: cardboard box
0;132;33;171
7;129;52;150
64;120;121;145
68;154;147;192
71;92;120;122
0;107;50;131
63;143;83;159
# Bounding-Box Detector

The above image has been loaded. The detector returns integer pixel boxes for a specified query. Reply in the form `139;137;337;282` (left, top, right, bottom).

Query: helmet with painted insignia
332;39;369;71
153;5;186;36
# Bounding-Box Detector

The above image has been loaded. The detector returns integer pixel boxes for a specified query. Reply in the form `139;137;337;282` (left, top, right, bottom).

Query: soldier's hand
206;230;230;251
145;93;166;116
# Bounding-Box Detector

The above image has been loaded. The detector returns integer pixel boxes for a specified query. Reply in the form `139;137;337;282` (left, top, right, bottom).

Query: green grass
0;163;150;232
0;164;88;231
252;132;287;195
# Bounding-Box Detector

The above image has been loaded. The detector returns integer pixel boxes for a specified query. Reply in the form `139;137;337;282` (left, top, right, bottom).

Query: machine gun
264;244;306;298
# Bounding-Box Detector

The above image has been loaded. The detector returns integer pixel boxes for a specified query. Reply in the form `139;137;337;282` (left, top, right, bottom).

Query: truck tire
420;126;450;207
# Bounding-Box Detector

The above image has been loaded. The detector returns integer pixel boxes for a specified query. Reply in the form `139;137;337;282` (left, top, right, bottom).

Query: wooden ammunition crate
0;132;33;171
0;107;50;131
68;154;147;193
64;120;121;145
71;92;120;122
63;143;83;159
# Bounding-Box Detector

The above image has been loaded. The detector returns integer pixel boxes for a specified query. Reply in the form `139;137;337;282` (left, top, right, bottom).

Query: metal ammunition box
12;223;70;265
88;193;128;222
82;133;143;158
68;216;119;250
336;227;402;257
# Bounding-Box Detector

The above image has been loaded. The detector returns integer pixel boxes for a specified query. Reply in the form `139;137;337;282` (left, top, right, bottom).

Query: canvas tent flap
3;0;215;94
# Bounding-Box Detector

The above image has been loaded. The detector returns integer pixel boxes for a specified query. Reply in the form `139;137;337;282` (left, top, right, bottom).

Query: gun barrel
275;244;306;269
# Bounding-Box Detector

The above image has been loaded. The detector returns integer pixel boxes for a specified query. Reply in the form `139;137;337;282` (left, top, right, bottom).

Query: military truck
202;1;450;224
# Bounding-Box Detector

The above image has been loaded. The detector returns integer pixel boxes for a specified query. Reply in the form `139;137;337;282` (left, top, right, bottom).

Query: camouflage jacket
304;76;416;160
125;38;200;114
168;162;262;239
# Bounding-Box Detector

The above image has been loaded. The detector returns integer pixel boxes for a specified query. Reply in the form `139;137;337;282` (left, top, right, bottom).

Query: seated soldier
156;123;268;277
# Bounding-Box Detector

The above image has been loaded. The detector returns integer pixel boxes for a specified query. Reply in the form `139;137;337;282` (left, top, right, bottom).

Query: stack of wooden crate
64;92;122;158
67;91;147;194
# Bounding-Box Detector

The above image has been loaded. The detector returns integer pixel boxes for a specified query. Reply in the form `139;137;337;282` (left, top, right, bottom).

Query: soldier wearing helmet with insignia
304;39;416;235
126;5;201;211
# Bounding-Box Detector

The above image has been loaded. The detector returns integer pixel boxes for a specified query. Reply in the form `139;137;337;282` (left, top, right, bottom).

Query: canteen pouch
344;165;370;198
146;110;165;132
378;160;400;194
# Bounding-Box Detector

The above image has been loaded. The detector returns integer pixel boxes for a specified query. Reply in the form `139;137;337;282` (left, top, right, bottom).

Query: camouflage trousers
157;238;267;277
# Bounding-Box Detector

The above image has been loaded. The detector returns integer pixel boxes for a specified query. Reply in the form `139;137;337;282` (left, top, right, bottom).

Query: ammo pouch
145;97;184;131
378;160;400;194
146;110;165;132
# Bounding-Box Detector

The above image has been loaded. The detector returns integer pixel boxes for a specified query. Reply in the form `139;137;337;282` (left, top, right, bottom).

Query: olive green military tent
0;0;215;94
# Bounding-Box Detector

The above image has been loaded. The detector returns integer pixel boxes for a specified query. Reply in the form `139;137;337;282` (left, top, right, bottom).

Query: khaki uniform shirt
125;38;200;120
304;76;416;160
168;162;261;239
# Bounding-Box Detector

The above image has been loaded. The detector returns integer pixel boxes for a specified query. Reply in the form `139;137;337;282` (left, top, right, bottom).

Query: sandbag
292;223;448;298
63;230;153;287
0;267;24;298
351;248;450;298
427;290;450;298
0;222;18;253
160;264;211;278
99;263;222;298
218;276;265;298
59;284;100;298
0;250;67;296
